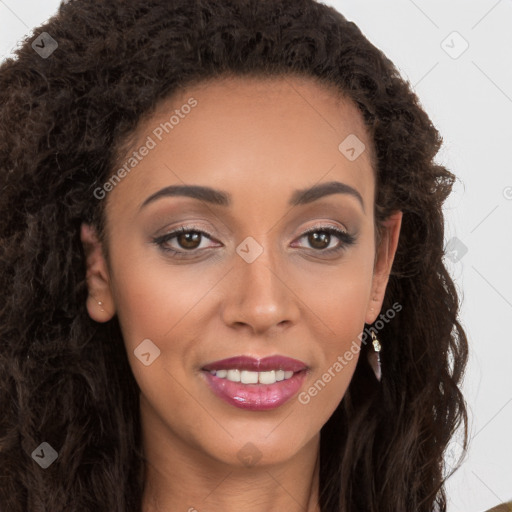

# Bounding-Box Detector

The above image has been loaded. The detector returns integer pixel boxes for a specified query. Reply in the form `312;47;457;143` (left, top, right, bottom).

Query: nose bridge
238;232;285;305
221;231;297;332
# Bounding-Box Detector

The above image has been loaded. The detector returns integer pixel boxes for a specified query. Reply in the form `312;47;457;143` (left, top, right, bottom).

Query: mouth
201;355;308;411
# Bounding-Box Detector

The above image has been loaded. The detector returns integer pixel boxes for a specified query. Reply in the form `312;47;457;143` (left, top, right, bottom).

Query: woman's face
82;75;401;469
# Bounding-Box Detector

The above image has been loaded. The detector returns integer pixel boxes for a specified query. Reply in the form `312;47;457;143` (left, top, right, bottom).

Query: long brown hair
0;0;468;510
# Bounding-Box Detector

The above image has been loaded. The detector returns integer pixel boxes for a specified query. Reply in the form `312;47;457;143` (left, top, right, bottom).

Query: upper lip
202;355;307;372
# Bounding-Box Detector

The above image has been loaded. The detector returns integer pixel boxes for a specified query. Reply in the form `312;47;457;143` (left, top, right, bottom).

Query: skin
81;75;402;512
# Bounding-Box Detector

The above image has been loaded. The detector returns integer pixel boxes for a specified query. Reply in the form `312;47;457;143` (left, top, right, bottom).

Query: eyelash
152;224;356;259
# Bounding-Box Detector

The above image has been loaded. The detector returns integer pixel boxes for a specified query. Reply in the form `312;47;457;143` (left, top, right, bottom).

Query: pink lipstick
201;355;308;411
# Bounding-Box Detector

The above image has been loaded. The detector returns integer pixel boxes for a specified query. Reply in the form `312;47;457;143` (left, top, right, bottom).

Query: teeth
258;370;276;384
241;370;259;384
209;369;297;384
227;369;241;382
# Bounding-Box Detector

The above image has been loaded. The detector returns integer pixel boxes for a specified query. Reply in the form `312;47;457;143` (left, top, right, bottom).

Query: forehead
106;75;375;216
144;75;371;148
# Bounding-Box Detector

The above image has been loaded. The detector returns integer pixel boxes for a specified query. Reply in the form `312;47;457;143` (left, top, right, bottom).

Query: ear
365;211;402;324
80;223;116;323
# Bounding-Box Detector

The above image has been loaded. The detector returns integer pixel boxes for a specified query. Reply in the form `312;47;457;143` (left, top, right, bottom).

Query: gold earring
368;331;382;382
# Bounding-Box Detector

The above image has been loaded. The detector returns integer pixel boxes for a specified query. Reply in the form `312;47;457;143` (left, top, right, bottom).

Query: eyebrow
140;180;364;211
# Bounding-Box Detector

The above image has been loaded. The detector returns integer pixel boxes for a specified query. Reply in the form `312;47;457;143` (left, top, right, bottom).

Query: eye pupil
178;231;201;249
309;232;330;249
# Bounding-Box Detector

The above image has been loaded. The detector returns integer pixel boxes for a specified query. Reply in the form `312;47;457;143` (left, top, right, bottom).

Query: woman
0;0;470;510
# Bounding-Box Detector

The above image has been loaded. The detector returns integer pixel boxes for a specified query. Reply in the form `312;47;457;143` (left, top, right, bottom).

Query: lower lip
202;370;307;411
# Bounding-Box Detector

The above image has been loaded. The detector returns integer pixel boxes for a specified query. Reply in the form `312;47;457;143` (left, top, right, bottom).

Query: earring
368;331;382;382
97;301;105;312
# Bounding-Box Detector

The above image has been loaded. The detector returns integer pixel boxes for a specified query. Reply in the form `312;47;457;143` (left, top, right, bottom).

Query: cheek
293;286;366;432
296;242;375;338
109;247;225;350
293;250;374;411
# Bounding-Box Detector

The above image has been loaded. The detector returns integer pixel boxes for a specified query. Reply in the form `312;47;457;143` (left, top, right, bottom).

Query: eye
152;223;356;259
292;225;356;254
152;225;219;259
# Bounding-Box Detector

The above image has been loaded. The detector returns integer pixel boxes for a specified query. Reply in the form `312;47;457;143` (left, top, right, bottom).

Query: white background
1;1;511;510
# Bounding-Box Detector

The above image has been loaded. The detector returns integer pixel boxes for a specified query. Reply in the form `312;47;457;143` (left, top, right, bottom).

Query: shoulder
483;502;512;512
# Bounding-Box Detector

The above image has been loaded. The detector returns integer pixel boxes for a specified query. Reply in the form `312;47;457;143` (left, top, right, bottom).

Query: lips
201;355;308;411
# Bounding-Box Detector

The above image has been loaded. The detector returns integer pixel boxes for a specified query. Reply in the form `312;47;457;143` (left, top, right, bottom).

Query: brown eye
307;231;331;250
294;225;355;253
175;231;202;250
152;226;219;258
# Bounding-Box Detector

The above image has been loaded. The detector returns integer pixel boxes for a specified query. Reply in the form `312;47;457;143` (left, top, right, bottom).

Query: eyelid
291;224;356;251
152;221;348;244
299;221;350;235
152;223;218;246
152;221;356;259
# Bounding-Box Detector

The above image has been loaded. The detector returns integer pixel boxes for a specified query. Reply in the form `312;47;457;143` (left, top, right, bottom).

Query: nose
220;237;300;336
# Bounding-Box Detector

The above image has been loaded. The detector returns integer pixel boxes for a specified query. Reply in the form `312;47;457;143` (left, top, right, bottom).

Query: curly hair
0;0;469;510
